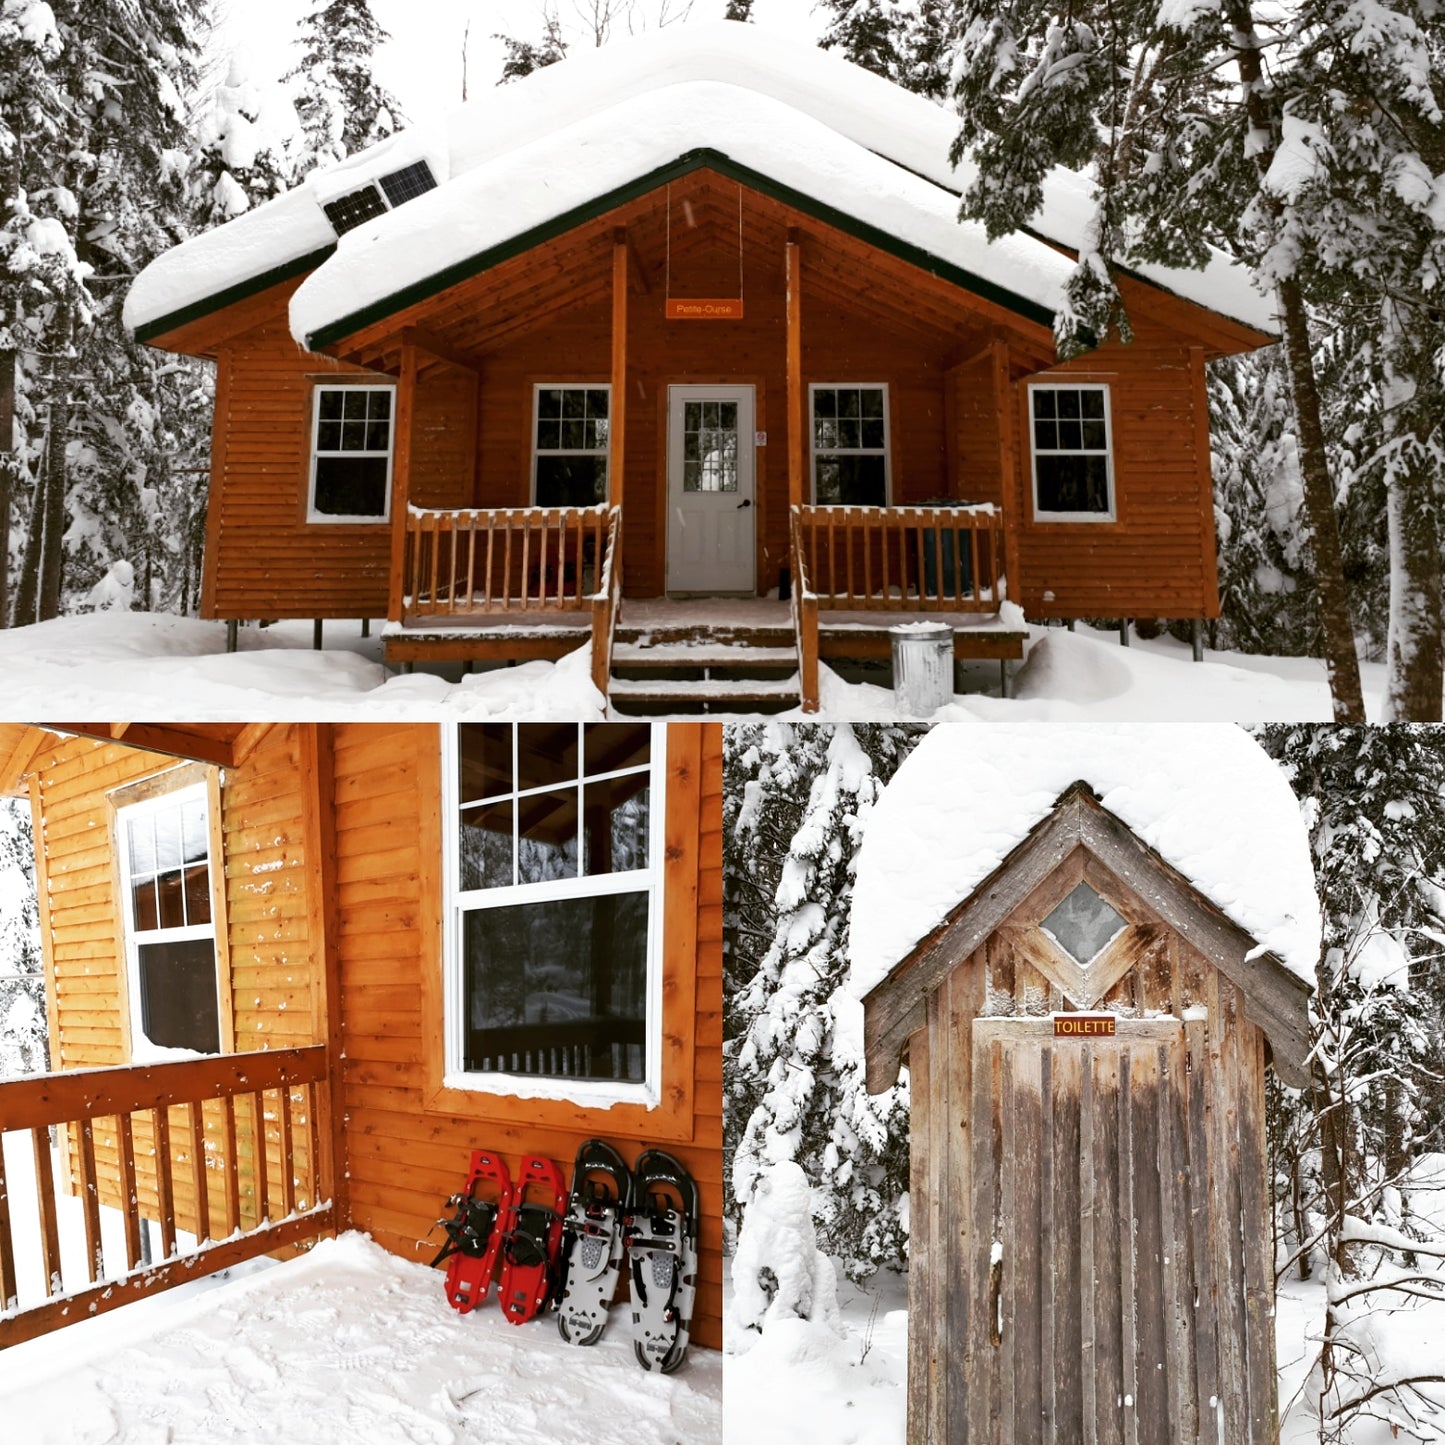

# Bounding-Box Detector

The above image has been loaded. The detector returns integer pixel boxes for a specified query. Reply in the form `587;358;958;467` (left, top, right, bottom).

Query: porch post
992;338;1023;606
386;342;418;624
786;228;804;510
610;228;627;511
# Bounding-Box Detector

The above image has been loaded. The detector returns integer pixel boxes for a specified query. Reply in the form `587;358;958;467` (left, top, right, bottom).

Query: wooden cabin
0;720;722;1356
124;23;1277;713
859;780;1312;1445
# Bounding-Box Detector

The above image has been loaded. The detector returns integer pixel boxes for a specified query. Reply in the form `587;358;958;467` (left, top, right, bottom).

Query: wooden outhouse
0;721;722;1354
123;22;1278;712
860;779;1313;1445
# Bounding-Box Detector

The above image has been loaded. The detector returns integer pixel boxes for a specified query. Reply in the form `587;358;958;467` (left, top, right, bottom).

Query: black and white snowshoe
624;1149;699;1373
555;1139;633;1347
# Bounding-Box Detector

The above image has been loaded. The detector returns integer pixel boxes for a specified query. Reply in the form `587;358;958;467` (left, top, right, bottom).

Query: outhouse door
968;1015;1224;1445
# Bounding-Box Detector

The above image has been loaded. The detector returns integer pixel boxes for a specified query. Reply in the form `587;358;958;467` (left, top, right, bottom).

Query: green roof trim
304;147;1057;350
133;243;338;346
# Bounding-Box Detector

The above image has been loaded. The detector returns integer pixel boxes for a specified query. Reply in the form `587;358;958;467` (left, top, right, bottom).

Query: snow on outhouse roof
124;21;1278;347
849;723;1320;999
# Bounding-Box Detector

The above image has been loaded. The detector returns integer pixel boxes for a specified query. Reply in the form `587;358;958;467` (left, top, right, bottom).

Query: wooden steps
607;617;801;715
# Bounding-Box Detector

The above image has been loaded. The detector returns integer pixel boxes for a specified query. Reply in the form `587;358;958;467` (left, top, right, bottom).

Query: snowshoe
556;1139;633;1346
625;1149;699;1373
431;1150;513;1314
499;1154;568;1325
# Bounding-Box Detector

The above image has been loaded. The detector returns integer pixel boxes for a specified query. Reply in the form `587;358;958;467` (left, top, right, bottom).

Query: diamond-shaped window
1040;882;1126;964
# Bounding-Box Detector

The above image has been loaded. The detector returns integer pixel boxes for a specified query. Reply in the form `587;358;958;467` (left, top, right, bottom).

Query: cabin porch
383;501;1025;713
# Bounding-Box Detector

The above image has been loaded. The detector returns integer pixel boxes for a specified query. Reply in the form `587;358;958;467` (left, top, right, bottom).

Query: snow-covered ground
0;611;1388;720
0;1230;723;1445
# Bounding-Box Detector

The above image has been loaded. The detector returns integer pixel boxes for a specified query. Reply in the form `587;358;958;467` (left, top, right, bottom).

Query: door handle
736;498;752;509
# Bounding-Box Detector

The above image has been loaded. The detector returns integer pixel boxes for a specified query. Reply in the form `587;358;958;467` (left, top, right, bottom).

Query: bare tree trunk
1379;306;1443;721
10;430;45;627
1225;0;1366;723
36;326;71;621
0;343;16;629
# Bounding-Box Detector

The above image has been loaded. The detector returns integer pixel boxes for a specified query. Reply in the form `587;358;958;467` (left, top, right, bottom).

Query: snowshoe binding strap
434;1149;514;1314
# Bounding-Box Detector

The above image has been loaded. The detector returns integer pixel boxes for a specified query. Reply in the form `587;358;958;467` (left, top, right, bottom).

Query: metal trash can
891;622;954;716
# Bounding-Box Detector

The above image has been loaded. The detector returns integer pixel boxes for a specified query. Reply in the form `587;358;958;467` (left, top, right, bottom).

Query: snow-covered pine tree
723;0;754;19
1257;724;1445;1435
0;794;45;1077
818;0;905;83
727;722;920;1280
285;0;403;182
1262;0;1445;722
495;9;568;85
190;55;293;227
946;0;1368;723
1208;349;1318;656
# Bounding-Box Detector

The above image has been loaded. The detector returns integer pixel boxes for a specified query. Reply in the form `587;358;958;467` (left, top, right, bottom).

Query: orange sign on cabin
666;298;745;321
1053;1013;1117;1037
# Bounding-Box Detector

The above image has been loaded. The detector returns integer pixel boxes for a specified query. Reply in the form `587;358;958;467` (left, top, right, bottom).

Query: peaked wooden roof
861;780;1314;1092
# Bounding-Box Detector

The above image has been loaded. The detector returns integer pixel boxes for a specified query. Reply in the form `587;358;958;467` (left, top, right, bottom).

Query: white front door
666;384;756;594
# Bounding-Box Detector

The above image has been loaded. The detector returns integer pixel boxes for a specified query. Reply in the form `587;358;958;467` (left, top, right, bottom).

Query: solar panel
378;160;437;208
322;184;387;236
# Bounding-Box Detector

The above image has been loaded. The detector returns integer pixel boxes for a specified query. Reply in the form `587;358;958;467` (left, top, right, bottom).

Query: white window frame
530;382;612;506
307;382;396;524
1028;382;1116;523
440;723;666;1108
115;779;223;1060
808;382;891;507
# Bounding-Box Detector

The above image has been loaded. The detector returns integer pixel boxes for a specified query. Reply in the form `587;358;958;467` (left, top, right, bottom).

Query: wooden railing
466;1018;645;1080
791;503;1006;611
403;503;616;619
790;507;821;715
590;505;622;698
0;1046;333;1347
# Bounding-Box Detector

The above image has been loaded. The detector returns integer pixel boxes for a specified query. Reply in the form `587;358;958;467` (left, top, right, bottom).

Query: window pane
153;805;183;878
1037;454;1110;513
319;390;344;421
861;388;884;419
184;862;211;928
462;891;648;1081
1082;420;1107;451
458;724;513;804
517;724;577;791
518;786;579;884
313;456;389;517
538;388;563;421
1042;882;1125;963
138;938;220;1053
342;390;368;420
364;421;390;451
1034;419;1057;451
562;389;585;419
133;878;159;933
814;388;837;418
127;813;155;880
317;420;343;452
1033;390;1057;419
1058;419;1082;451
536;455;607;506
583;776;650;875
586;390;609;419
460;798;513;891
1057;390;1081;420
815;454;886;506
838;418;860;449
561;419;585;451
369;390;392;421
583;723;650;778
861;418;885;449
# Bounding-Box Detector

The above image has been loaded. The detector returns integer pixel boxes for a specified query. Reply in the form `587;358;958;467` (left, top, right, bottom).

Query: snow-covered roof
849;723;1320;999
124;22;1277;347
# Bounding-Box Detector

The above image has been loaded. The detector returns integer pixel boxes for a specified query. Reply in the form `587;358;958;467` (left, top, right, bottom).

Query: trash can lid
889;621;955;639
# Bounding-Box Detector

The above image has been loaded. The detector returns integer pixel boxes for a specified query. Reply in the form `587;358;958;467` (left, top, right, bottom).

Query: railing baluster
426;514;441;615
190;1100;210;1243
153;1106;176;1260
502;518;515;609
31;1127;61;1296
253;1091;269;1226
278;1086;297;1218
0;1140;17;1310
520;514;532;609
222;1095;240;1238
117;1110;141;1270
305;1081;321;1211
77;1118;102;1283
447;516;459;612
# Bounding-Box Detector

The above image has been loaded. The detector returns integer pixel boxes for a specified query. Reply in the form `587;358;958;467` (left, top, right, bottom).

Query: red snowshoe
499;1154;568;1325
431;1150;513;1313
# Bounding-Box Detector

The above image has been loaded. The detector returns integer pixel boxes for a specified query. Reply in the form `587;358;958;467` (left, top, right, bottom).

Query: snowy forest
724;722;1445;1439
2;0;1442;715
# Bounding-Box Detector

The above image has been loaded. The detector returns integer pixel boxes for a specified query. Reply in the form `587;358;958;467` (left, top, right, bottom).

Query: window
681;399;740;493
115;779;222;1057
532;385;610;506
810;384;889;506
443;723;663;1104
1030;384;1114;520
308;384;394;522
